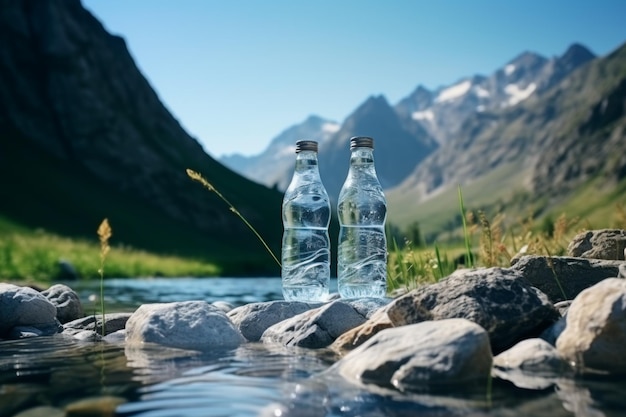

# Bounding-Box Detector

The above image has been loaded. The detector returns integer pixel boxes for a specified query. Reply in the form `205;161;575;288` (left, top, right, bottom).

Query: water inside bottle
337;224;387;299
282;227;330;302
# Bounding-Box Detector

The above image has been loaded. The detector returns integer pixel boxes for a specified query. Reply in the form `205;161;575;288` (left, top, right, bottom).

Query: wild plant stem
97;218;112;338
458;185;474;268
434;244;444;280
186;169;281;268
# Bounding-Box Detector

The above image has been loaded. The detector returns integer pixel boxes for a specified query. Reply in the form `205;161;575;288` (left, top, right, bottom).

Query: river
0;277;623;416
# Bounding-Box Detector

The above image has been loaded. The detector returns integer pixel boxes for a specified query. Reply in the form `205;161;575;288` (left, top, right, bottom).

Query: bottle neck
349;147;375;169
294;150;320;172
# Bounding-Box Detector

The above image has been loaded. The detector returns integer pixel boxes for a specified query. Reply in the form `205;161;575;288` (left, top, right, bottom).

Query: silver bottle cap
350;136;374;150
295;140;318;153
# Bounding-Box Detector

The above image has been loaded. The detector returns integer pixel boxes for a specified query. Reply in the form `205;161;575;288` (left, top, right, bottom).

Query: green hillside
0;129;283;276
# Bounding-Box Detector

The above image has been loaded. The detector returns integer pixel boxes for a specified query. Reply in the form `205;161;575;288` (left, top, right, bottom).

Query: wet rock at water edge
0;283;62;339
63;312;132;340
332;318;492;392
261;299;388;349
125;301;245;351
42;283;85;323
387;267;559;353
12;405;65;417
228;300;319;342
493;338;572;390
330;306;393;353
64;395;127;417
556;278;626;374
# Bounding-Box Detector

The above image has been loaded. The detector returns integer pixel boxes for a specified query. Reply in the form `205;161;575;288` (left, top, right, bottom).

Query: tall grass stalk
434;244;444;280
186;169;281;268
458;185;474;268
97;218;112;337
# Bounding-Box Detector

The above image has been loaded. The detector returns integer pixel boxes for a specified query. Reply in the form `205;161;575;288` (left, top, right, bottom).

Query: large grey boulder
125;301;244;351
556;278;626;374
567;229;626;260
260;299;386;349
332;318;492;392
0;283;61;338
387;267;559;353
42;284;85;323
512;255;623;302
228;301;318;342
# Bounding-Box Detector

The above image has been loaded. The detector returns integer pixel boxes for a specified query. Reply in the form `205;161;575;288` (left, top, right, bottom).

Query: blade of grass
458;185;474;268
434;244;444;280
186;169;281;268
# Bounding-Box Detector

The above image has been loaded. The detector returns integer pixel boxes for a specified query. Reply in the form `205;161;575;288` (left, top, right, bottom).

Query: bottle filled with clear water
337;136;387;298
281;140;331;302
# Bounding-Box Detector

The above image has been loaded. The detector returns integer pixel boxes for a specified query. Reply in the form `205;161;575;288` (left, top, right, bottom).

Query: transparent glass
281;149;331;302
337;146;387;298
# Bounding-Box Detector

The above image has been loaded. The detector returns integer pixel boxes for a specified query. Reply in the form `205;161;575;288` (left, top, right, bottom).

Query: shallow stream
1;278;623;416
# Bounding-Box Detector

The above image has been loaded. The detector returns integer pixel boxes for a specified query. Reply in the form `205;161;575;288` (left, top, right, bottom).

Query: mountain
387;42;626;239
395;44;597;144
224;44;596;207
220;115;339;190
0;0;283;274
319;95;438;201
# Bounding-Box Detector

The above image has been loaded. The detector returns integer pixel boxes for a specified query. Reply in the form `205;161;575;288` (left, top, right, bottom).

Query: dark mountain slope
320;95;437;201
0;0;283;273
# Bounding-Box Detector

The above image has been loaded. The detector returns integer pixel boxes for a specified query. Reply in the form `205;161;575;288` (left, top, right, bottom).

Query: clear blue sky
82;0;625;158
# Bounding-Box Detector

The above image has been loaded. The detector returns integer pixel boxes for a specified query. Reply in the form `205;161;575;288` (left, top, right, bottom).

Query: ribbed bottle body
281;141;330;302
337;137;387;299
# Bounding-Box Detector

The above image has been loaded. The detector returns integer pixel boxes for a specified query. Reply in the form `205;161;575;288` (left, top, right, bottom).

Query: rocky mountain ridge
220;43;601;204
387;41;626;235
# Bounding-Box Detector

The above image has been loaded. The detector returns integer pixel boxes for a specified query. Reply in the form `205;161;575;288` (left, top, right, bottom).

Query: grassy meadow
0;214;220;283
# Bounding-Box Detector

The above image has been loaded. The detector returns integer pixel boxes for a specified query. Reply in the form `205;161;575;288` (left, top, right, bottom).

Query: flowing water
1;277;624;416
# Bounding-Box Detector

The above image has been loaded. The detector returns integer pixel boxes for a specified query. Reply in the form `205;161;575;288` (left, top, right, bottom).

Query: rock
556;278;626;374
211;300;235;313
41;284;85;323
228;301;317;342
103;329;126;343
540;317;567;346
260;300;372;349
64;396;126;417
493;338;571;390
567;229;626;260
386;267;559;353
9;326;46;339
330;306;393;353
125;301;244;351
0;283;61;338
12;406;65;417
332;318;492;392
54;259;80;280
511;255;623;302
553;300;572;316
63;312;131;336
70;330;102;342
343;297;391;318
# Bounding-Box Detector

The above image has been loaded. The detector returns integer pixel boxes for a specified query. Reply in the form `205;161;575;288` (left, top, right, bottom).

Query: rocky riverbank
1;229;625;396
